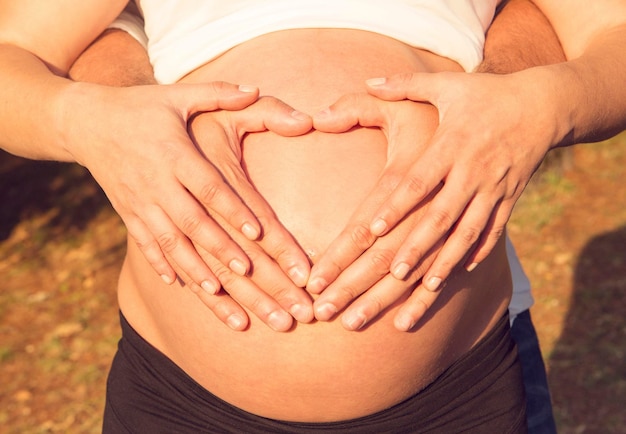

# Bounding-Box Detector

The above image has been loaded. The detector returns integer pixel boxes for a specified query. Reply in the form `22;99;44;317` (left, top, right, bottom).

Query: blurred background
1;133;625;433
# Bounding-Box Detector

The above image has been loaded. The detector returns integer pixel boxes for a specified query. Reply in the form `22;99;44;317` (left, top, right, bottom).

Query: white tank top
135;0;500;83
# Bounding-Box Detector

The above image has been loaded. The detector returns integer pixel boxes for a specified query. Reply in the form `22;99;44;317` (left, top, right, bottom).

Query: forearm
479;0;565;73
537;23;626;145
69;29;156;87
525;0;626;146
0;44;81;161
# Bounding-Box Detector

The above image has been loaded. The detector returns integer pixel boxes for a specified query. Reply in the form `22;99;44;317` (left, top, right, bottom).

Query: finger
420;196;494;291
124;214;177;284
307;164;406;295
229;96;313;137
176;140;263;242
167;81;260;115
141;202;222;294
175;266;250;331
307;220;377;295
254;212;312;288
393;283;442;332
313;243;394;321
365;72;448;104
189;110;311;287
369;140;449;237
202;251;304;332
463;201;512;270
193;290;250;331
198;216;314;324
244;244;314;324
312;93;388;133
340;262;430;331
386;169;473;280
166;188;254;277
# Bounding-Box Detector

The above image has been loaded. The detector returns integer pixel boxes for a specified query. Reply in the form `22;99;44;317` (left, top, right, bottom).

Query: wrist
517;65;579;150
54;81;108;165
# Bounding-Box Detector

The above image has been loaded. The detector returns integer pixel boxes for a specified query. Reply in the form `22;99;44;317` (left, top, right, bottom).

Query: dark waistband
105;311;525;433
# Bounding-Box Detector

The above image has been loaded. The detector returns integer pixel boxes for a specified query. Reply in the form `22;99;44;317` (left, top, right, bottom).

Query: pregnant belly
120;28;511;422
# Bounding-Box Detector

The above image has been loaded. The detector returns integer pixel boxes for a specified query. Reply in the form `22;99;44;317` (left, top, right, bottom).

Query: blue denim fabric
510;309;557;434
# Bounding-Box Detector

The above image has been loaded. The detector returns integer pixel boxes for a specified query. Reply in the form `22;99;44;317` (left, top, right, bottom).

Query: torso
118;29;512;422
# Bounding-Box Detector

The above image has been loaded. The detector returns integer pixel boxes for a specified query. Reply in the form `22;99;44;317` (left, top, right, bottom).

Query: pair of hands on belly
121;70;554;332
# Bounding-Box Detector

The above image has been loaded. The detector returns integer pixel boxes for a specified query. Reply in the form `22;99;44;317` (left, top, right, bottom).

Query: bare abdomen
119;29;512;422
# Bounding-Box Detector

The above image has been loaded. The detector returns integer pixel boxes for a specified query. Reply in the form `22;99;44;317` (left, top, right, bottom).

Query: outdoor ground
1;133;625;433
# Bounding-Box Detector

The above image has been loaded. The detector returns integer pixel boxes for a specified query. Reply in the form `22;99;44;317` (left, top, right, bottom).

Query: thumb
313;93;389;133
167;81;260;115
365;72;448;104
229;96;313;137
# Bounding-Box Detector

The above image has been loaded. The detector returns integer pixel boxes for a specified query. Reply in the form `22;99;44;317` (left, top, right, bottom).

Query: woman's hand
62;81;313;295
308;93;445;330
362;71;558;291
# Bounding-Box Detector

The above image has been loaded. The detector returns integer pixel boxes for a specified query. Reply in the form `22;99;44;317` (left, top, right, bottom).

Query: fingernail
370;218;387;235
424;276;442;292
466;262;479;272
395;313;415;331
238;84;257;93
291;110;310;121
201;280;219;295
290;303;313;323
288;266;308;287
392;262;411;280
343;312;367;331
241;222;259;240
227;314;246;330
307;276;328;294
315;302;338;321
229;259;248;276
161;274;174;285
268;310;292;331
366;77;386;87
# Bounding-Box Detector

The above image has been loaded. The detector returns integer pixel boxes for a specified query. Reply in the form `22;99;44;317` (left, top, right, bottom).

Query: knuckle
364;295;385;316
490;226;505;240
405;174;428;196
349;223;376;250
212;264;236;287
198;182;222;205
428;209;455;234
335;284;361;302
179;212;203;237
157;232;181;253
368;248;396;274
459;226;482;246
404;244;426;264
380;171;404;192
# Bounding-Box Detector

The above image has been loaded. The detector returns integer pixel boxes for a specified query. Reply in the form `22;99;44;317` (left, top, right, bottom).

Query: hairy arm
479;0;565;73
70;29;156;86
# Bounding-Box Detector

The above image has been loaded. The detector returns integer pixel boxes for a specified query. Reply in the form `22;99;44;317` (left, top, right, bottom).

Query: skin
115;27;512;421
0;0;588;425
0;0;314;312
0;1;511;422
0;0;317;330
308;0;626;330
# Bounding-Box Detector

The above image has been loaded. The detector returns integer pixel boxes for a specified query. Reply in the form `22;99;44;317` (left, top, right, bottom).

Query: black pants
103;313;527;433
